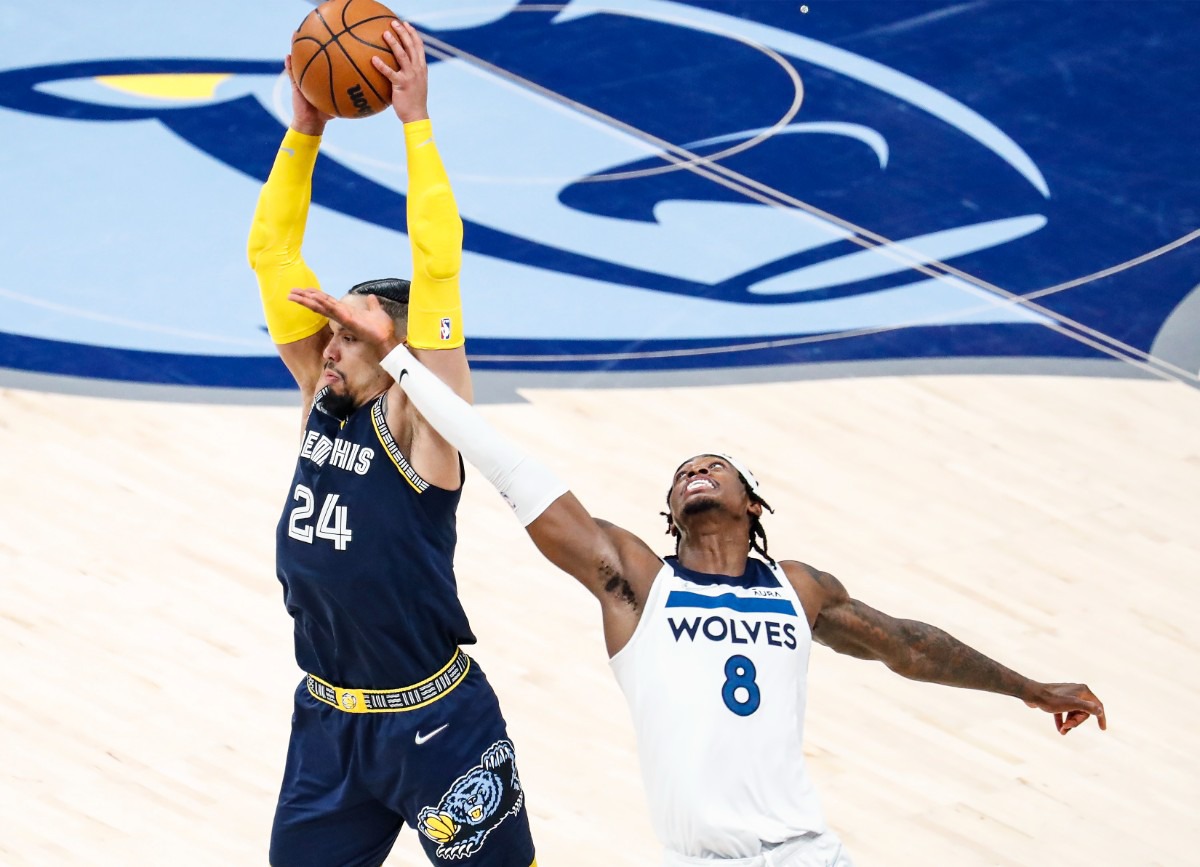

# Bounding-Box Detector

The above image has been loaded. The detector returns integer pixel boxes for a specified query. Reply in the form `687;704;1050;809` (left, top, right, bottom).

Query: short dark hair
347;278;410;323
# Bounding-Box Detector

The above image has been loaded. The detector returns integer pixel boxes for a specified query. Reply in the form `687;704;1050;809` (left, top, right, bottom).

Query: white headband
672;453;761;494
712;453;761;493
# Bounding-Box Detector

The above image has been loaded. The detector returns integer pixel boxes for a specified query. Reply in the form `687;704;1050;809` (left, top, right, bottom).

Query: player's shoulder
776;559;819;583
777;560;847;601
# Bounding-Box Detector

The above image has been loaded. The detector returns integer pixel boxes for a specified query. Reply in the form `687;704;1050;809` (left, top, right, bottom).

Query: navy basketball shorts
270;656;536;867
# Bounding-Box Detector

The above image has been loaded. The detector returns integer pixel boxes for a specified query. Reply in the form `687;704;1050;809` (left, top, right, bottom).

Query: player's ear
748;500;763;519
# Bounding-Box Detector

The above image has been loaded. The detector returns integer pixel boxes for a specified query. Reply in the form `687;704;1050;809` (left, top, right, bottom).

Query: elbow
424;250;462;282
247;228;264;269
247;238;297;273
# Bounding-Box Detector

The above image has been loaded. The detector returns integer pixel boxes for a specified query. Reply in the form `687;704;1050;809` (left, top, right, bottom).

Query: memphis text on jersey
299;429;375;475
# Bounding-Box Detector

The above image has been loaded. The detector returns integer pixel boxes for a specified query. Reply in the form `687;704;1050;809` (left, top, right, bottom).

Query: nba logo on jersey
439;317;452;341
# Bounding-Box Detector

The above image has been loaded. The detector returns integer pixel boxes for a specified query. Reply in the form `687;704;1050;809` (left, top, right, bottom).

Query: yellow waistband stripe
306;649;471;713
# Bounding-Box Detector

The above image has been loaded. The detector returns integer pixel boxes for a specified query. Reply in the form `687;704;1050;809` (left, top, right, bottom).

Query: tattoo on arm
813;575;1031;699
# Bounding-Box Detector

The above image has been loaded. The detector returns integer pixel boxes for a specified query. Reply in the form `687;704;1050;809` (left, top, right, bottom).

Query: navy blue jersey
276;388;475;688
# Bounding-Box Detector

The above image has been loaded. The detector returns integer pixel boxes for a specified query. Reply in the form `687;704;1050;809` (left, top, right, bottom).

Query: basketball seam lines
329;36;390;108
334;0;391;107
295;6;409;116
343;19;398;105
307;8;341;114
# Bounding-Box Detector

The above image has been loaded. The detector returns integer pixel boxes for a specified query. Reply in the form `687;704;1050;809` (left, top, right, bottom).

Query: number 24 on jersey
287;484;353;550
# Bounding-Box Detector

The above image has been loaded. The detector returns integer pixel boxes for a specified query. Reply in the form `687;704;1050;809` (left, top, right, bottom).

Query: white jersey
611;556;826;859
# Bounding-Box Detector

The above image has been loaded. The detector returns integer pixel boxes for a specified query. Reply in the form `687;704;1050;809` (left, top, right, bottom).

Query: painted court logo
0;2;1194;393
418;739;525;860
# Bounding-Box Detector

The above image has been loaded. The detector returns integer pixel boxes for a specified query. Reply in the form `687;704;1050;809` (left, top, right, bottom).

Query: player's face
320;295;392;408
667;455;745;521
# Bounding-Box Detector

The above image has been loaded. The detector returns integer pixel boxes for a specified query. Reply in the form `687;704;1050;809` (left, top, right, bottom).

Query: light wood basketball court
2;369;1198;865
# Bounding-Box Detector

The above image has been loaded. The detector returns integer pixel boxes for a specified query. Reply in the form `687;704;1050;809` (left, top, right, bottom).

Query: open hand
1024;682;1107;735
288;288;400;355
374;20;429;123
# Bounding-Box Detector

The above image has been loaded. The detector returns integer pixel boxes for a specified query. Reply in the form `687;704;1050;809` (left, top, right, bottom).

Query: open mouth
685;477;716;493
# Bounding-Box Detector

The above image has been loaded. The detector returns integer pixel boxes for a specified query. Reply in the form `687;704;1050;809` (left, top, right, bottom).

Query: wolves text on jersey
668;616;798;650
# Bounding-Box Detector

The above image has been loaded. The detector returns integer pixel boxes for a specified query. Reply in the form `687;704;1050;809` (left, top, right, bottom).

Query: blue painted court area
0;0;1196;395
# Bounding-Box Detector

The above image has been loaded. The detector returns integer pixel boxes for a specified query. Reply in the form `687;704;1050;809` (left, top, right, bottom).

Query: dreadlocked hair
661;477;776;564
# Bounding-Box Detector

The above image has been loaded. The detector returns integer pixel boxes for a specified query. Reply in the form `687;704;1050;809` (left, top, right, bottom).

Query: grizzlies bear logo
419;740;524;860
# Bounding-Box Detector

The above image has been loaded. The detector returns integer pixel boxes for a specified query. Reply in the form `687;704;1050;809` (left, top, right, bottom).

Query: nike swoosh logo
414;723;449;745
280;146;295;157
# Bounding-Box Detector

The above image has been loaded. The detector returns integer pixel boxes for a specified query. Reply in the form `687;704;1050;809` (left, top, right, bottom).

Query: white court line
0;287;265;349
1021;228;1200;302
414;19;1197;385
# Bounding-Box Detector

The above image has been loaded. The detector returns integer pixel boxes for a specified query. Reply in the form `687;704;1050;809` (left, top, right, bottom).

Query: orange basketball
291;0;400;119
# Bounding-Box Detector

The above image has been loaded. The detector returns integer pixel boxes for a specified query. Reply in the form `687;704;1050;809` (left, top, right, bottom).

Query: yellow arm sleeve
246;128;329;344
404;119;465;349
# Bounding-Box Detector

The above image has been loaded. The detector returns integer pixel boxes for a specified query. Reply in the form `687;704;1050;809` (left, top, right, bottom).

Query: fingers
1080;686;1106;731
371;23;403;83
287;288;334;315
370;53;393;81
1072;686;1106;732
1037;683;1108;734
401;21;426;69
375;21;425;82
392;20;416;66
1059;709;1091;735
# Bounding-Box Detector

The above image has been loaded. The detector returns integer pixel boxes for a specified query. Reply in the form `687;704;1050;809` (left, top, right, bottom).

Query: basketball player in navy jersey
247;22;536;867
283;291;1108;867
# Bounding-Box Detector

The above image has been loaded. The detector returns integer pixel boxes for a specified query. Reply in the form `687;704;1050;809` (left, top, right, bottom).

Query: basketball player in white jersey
285;291;1108;867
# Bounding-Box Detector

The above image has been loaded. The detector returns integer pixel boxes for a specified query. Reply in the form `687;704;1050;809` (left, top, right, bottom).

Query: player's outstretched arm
246;55;334;402
787;561;1106;736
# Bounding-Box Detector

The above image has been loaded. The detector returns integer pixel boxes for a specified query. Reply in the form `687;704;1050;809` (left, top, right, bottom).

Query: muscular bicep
526;495;657;609
808;569;910;664
813;596;908;662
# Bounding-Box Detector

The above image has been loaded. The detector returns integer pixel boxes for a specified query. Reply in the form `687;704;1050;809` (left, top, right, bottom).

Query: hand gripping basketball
372;20;430;124
291;0;403;118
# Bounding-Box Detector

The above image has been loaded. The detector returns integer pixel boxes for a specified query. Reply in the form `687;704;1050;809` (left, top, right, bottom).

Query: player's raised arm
375;21;470;401
786;561;1107;736
246;56;334;403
